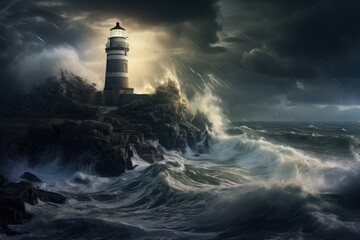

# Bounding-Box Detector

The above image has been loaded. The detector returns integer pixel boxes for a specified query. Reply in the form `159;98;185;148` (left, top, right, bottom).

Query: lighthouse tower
104;21;133;105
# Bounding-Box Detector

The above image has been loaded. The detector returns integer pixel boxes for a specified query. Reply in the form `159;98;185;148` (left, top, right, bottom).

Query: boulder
0;197;27;225
3;181;39;205
20;172;42;183
0;176;67;206
36;189;66;204
0;176;35;233
0;175;67;235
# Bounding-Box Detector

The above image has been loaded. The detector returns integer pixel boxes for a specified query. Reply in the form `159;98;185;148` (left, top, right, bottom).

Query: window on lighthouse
110;29;126;38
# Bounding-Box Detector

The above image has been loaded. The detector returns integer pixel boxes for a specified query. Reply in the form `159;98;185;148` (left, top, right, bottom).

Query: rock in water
0;176;33;235
20;172;42;183
36;189;66;204
0;197;27;224
0;175;67;235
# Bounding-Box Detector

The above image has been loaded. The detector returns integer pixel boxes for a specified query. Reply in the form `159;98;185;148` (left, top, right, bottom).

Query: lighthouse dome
110;22;126;38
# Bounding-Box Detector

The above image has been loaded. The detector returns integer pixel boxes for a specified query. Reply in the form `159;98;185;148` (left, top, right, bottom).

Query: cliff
0;72;213;235
0;73;211;177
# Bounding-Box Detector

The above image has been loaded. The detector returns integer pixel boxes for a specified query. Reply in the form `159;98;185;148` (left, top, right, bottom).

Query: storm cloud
219;0;360;120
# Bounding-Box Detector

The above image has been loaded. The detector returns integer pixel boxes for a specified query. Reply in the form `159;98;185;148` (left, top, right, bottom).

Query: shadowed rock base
0;175;66;235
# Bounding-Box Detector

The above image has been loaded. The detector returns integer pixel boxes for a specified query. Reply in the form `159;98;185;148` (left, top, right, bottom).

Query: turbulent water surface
4;122;360;240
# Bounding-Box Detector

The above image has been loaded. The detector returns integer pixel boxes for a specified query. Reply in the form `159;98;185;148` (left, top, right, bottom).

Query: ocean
4;121;360;239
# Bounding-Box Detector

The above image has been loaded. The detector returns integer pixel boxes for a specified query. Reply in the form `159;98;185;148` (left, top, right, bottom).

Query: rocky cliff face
0;74;211;177
112;80;211;151
0;73;212;235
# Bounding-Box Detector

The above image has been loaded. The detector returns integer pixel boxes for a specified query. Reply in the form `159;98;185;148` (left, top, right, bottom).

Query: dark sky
1;0;360;121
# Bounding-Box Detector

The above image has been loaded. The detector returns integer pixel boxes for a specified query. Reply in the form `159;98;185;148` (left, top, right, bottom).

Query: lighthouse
103;21;133;105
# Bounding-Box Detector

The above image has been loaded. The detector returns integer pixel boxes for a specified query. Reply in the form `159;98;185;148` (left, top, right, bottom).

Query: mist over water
4;91;360;239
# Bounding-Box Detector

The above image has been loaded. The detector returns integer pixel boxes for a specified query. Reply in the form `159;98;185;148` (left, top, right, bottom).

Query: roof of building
110;22;125;31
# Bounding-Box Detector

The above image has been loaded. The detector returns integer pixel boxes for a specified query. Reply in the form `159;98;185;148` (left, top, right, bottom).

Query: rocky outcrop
36;189;66;204
0;71;98;119
20;172;42;183
113;80;211;151
0;77;211;177
55;119;146;176
0;175;66;235
0;72;213;235
0;118;167;177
